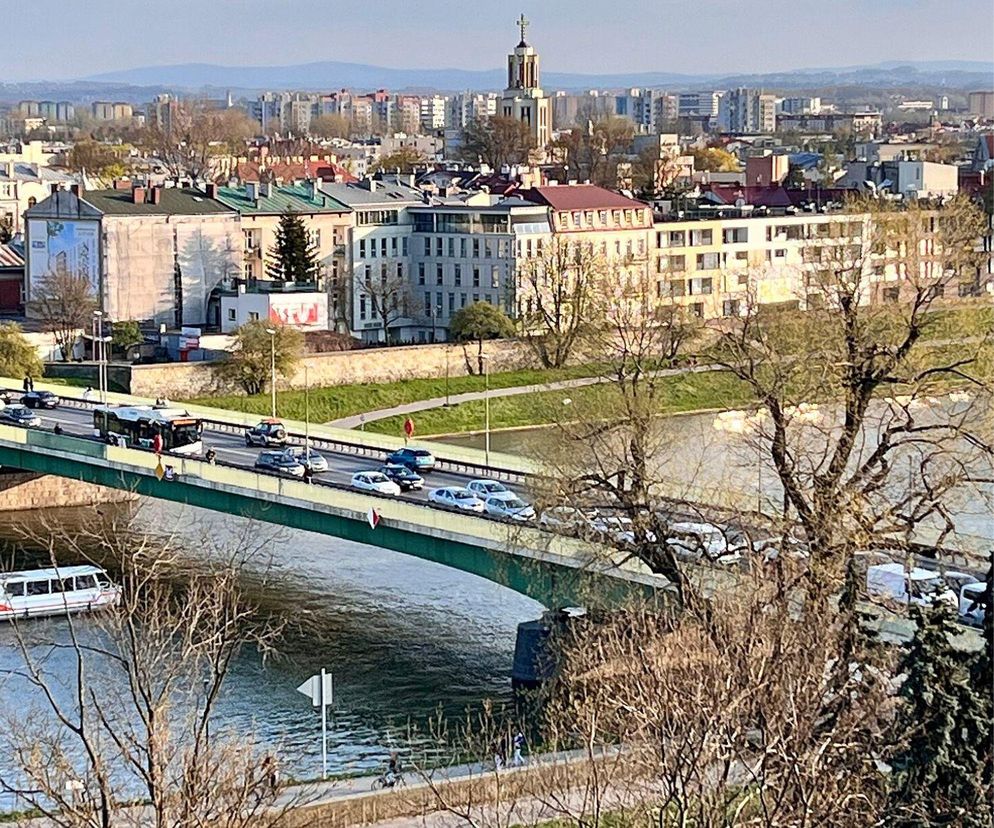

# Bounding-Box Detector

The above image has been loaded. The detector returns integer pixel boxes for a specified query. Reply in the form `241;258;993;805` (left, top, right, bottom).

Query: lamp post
444;344;451;407
93;310;105;404
304;364;310;459
481;354;491;466
265;327;277;418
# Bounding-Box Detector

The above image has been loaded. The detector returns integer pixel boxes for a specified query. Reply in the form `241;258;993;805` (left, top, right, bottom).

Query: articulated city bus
93;405;204;455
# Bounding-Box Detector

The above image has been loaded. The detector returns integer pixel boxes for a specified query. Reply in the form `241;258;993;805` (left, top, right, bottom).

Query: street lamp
304;364;310;459
92;310;105;404
265;327;277;418
481;353;491;466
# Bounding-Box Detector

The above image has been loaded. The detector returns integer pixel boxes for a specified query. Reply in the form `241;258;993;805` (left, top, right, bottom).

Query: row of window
555;208;648;231
358;235;409;258
417;262;501;288
657;221;866;250
417;235;511;259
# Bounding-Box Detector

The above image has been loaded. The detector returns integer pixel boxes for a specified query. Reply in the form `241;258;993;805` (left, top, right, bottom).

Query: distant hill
79;59;994;94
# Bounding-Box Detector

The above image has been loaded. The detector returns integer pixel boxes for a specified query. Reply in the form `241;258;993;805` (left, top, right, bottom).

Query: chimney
70;183;83;199
149;186;162;205
50;183;59;195
114;178;131;191
132;185;146;205
206;182;218;199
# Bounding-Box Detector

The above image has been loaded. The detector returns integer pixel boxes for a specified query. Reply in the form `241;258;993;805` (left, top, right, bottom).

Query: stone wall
126;339;540;399
0;471;138;512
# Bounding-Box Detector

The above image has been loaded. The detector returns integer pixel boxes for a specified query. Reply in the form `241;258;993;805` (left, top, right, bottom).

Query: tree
309;113;351;140
372;147;428;174
215;320;303;395
517;238;605;369
547;118;635;188
0;514;299;827
354;264;413;344
688;146;741;172
0;213;14;244
266;209;319;284
0;322;43;378
111;320;143;354
887;604;993;826
141;101;257;181
457;116;535;170
449;301;515;374
67;139;126;178
29;270;97;362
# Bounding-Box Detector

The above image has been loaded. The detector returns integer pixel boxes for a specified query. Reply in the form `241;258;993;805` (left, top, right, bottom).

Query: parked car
283;446;328;472
379;464;424;491
428;486;485;513
484;495;535;521
254;450;306;478
0;404;41;428
351;471;401;496
539;506;601;537
22;390;59;409
385;447;436;473
666;521;743;566
245;419;288;447
467;479;514;499
866;563;957;607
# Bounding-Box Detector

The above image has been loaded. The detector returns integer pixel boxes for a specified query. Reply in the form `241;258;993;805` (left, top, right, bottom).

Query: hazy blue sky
7;0;993;80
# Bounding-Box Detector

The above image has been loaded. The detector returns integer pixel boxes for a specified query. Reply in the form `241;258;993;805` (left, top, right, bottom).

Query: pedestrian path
327;364;718;428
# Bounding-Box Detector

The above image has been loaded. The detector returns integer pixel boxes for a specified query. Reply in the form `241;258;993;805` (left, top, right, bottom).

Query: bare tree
355;265;414;344
29;270;97;362
0;513;301;827
517;238;606;369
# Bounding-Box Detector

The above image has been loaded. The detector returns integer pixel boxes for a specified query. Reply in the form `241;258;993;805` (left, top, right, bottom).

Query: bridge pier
0;468;138;512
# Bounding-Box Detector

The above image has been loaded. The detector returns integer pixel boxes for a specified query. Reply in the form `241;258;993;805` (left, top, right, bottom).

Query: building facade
500;15;552;150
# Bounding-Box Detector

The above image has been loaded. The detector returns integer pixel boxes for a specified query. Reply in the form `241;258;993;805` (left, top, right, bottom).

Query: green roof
215;184;351;216
82;187;235;216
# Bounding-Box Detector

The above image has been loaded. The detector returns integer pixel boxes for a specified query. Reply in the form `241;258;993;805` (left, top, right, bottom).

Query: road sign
296;668;333;780
296;670;334;708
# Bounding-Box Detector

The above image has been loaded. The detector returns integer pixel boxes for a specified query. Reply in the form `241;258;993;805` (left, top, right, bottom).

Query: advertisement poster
28;218;100;291
268;296;327;328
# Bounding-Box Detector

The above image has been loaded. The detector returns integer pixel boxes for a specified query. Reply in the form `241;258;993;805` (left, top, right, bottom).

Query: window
460;238;467;257
422;237;430;256
472;239;480;257
435;237;443;256
454;264;462;286
244;229;261;251
460;293;467;308
418;263;425;285
448;237;455;257
572;211;582;227
689;229;712;246
689;277;713;295
598;210;608;225
26;580;49;597
380;238;387;256
309;229;321;248
774;248;786;259
690;302;704;319
359;296;367;320
491;267;499;289
485;240;493;258
359;239;366;257
668;231;686;247
436;264;444;285
227;308;236;322
448;292;455;314
396;262;403;279
722;299;741;317
696;252;720;270
390;237;397;255
473;293;480;303
248;312;260;322
423;292;432;315
669;255;686;272
883;287;900;303
402;237;408;256
722;227;748;244
473;267;481;287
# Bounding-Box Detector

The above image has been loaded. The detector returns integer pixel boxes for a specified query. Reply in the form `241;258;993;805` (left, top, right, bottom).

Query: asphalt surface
16;402;503;511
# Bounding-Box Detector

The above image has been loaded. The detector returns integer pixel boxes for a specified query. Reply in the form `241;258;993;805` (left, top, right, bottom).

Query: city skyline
5;0;992;82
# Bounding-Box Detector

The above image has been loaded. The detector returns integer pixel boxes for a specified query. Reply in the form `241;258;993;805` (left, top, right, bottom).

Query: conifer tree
266;208;319;284
888;603;993;827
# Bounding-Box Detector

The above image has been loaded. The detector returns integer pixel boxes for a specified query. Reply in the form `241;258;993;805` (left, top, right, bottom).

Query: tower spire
516;12;529;46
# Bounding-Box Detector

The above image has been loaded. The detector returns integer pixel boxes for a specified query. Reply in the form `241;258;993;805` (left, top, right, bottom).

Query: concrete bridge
0;380;669;608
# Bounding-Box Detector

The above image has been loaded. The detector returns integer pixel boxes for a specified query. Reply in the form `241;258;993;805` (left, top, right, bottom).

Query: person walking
22;375;32;393
512;730;525;767
82;386;93;402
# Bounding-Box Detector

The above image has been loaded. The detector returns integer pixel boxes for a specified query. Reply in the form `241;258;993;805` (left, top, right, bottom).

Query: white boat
0;565;120;620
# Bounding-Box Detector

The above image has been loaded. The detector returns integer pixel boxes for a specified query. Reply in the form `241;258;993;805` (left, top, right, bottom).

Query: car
245;419;288;447
283;446;328;472
666;521;743;566
428;486;485;513
380;464;424;491
484;495;535;521
254;450;306;478
539;506;600;536
0;391;12;405
0;404;42;428
467;479;514;499
385;447;436;473
351;471;402;496
22;390;59;409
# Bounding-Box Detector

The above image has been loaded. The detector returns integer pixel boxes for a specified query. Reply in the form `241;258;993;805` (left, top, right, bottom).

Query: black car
22;390;59;409
245;419;288;447
384;447;436;473
253;450;306;478
380;463;425;491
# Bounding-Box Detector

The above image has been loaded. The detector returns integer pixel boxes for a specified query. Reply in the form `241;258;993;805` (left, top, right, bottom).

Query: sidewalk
327;364;719;428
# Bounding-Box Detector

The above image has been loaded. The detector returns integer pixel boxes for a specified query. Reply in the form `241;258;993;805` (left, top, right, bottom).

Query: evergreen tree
266;208;319;284
888;603;993;827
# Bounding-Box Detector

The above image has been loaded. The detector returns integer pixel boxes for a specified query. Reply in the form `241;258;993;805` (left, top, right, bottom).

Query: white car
539;506;600;536
467;479;514;499
351;471;401;496
428;487;486;513
484;495;536;521
666;521;743;566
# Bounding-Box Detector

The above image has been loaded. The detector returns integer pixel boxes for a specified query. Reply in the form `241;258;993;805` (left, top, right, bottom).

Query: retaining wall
0;470;138;511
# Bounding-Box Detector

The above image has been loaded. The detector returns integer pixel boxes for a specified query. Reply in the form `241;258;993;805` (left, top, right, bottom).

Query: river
0;499;543;804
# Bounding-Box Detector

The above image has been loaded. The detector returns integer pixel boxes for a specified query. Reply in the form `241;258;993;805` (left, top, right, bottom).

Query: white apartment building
420;95;448;131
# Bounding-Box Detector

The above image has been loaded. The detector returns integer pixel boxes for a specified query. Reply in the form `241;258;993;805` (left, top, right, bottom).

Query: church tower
500;14;552;151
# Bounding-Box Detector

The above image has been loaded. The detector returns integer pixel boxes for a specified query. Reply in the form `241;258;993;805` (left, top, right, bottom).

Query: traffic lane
35;406;521;505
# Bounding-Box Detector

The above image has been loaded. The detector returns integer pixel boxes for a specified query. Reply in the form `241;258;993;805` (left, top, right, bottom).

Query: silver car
484;495;535;521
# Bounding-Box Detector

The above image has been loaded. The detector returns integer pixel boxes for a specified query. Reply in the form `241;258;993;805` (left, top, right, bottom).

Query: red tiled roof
304;159;357;183
521;184;649;211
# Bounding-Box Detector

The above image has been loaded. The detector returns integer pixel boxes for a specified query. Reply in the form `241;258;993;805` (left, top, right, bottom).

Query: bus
93;405;204;455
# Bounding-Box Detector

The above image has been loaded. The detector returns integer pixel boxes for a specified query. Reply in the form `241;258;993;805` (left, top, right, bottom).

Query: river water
0;499;543;801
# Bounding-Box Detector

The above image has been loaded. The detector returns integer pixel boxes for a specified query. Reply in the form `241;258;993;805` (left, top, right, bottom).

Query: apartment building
717;88;777;133
0;162;76;234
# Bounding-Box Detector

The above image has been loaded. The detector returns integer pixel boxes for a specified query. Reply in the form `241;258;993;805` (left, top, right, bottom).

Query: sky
5;0;993;80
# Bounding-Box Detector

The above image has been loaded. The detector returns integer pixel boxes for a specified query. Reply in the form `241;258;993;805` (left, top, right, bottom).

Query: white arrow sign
296;670;334;708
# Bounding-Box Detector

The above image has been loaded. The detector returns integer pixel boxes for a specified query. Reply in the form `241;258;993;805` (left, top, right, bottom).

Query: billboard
268;295;328;328
27;218;100;293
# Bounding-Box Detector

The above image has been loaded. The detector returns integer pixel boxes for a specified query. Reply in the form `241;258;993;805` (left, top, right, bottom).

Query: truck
865;563;957;608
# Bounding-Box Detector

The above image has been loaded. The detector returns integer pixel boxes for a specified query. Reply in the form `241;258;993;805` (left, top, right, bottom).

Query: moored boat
0;565;120;620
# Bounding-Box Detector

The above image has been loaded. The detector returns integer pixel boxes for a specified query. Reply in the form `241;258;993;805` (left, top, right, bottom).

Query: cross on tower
516;13;529;45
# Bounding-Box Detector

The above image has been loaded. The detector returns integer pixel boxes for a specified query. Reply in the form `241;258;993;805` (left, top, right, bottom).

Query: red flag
403;417;415;438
